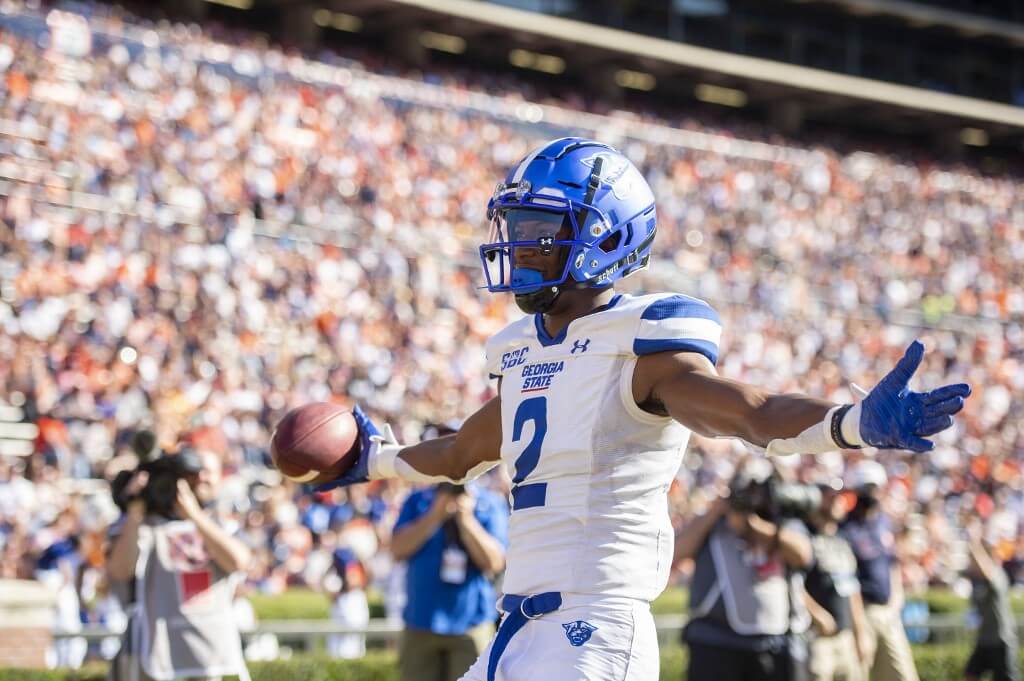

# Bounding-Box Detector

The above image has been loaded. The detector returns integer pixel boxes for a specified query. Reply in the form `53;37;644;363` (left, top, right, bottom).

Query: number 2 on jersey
511;396;547;511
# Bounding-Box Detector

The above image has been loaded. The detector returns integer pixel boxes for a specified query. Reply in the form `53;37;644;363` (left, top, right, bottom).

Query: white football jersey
484;292;722;602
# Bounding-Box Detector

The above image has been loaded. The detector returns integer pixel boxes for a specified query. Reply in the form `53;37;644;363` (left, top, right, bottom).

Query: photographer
964;522;1019;681
675;461;814;681
106;433;251;681
391;471;507;681
803;478;870;681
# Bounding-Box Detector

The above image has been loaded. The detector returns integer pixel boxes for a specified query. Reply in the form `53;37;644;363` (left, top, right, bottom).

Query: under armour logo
571;338;590;354
562;620;597;646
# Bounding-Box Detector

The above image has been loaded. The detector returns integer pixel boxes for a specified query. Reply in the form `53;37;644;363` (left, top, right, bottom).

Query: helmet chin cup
514;285;561;314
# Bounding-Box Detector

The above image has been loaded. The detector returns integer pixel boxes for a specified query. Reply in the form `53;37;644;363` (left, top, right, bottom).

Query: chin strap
514;285;562;314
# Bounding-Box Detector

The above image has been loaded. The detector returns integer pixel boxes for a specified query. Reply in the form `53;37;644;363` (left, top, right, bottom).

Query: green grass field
247;585;1024;621
6;587;1014;681
1;644;1015;681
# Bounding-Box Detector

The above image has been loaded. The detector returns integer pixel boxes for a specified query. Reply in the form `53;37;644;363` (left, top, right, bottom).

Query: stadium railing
52;614;1024;650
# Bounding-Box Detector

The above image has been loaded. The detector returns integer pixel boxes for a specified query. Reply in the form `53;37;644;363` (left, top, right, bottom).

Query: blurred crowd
0;0;1022;658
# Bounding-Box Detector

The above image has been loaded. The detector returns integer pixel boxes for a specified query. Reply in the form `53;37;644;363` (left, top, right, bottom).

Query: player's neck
540;288;616;339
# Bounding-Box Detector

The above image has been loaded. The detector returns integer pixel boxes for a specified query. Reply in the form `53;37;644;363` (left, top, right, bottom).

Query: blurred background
0;0;1022;677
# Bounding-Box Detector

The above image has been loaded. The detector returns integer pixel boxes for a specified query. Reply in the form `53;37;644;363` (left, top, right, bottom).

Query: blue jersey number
511;396;548;511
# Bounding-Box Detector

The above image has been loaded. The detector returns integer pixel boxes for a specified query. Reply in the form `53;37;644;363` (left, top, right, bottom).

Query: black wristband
830;404;862;450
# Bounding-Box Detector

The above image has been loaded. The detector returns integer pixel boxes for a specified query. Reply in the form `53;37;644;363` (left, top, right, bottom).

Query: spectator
841;461;919;681
325;547;370;660
803;478;870;681
963;522;1019;681
36;538;86;669
391;474;507;681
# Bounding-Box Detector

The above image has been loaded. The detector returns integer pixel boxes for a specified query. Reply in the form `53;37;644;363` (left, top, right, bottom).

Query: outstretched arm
393;396;503;482
635;351;832;446
635;340;970;454
319;395;503;489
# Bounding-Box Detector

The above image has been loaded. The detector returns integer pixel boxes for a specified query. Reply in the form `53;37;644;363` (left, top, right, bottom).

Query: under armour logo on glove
858;340;971;453
562;620;597;646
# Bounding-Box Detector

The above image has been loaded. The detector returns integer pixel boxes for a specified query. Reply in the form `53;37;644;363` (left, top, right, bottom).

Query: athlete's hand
315;405;388;491
856;340;971;453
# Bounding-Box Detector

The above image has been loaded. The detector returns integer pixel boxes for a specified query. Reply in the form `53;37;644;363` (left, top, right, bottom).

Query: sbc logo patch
562;620;597;647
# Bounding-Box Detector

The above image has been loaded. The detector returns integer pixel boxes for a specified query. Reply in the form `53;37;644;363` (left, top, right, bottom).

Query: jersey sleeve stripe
635;317;721;344
640;296;720;323
633;338;719;364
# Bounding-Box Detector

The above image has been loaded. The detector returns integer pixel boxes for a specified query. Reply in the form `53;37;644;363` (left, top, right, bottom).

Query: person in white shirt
325;547;370;660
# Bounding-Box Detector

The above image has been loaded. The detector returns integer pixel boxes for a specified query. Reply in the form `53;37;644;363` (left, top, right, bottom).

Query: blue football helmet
480;137;657;314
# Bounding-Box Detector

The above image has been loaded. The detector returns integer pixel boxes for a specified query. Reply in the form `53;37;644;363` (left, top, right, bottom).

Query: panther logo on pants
562;620;598;647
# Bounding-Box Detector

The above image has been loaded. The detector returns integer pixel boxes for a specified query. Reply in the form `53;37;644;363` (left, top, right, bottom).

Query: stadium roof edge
385;0;1024;130
811;0;1024;44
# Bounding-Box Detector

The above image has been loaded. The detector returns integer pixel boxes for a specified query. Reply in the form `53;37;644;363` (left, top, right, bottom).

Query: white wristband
764;405;844;457
368;431;403;480
367;424;499;484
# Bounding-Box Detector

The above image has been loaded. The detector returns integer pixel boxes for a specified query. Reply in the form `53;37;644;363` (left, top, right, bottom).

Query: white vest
485;292;721;602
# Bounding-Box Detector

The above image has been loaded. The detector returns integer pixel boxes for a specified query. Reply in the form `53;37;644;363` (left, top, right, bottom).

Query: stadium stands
0;1;1021;655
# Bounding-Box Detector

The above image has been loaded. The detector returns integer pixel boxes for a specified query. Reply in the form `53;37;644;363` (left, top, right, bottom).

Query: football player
321;138;970;680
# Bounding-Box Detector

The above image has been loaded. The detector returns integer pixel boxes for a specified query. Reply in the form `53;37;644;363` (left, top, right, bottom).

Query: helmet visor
481;208;582;293
487;207;572;244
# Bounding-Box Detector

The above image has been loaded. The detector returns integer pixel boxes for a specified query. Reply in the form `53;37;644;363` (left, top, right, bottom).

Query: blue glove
314;405;381;491
858;340;971;453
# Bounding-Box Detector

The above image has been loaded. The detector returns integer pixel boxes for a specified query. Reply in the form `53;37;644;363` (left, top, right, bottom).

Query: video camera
110;430;203;518
728;468;821;521
437;482;467;496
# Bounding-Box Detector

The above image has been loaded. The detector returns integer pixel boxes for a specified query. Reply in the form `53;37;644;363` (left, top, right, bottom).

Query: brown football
270;402;360;485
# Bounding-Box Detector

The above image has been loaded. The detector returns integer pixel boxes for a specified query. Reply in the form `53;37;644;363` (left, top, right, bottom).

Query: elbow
487;554;506;576
212;534;252;575
674;539;698;563
230;544;253;574
478;557;504;579
389;535;414;562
